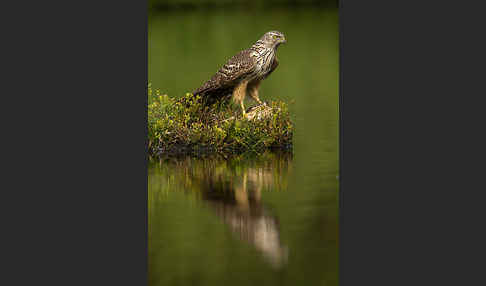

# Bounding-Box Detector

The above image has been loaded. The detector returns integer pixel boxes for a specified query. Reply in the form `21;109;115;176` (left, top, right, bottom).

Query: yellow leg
249;88;262;104
240;101;246;116
252;94;263;105
247;80;263;105
233;80;249;117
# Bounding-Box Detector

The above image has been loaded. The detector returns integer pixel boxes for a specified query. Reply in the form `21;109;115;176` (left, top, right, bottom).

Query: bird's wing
193;49;256;96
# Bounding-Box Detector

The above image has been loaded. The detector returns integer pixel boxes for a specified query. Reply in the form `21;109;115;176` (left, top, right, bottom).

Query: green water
148;5;339;286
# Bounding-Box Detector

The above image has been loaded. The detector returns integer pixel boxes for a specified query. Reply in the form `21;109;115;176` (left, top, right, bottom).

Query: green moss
148;85;293;157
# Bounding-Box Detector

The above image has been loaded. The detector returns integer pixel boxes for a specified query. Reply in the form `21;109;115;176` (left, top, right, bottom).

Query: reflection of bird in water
163;153;292;268
197;159;290;269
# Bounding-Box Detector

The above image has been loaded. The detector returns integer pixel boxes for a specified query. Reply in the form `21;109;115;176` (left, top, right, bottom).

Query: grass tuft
148;85;293;157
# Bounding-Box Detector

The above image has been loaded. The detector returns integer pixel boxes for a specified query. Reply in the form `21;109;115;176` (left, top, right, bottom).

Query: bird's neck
251;40;275;54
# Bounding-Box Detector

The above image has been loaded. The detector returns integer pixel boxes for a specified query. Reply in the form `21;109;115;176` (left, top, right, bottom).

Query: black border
8;0;483;285
7;1;148;285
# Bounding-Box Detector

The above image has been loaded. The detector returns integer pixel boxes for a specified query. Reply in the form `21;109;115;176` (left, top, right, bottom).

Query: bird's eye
272;35;277;39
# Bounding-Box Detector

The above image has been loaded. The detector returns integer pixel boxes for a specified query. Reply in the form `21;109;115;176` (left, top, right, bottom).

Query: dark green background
149;2;339;285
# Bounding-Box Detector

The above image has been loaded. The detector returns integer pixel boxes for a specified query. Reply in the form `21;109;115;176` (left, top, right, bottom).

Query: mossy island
148;85;293;157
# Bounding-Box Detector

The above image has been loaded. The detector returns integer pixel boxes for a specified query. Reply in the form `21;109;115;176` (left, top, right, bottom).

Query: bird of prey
193;31;286;116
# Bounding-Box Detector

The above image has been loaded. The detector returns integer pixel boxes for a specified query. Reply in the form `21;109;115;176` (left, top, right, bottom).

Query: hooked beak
281;37;287;44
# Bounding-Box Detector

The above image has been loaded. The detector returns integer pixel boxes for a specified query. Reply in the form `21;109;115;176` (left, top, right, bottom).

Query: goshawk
193;31;286;115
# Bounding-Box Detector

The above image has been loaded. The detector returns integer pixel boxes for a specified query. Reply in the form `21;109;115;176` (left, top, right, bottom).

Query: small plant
148;85;293;157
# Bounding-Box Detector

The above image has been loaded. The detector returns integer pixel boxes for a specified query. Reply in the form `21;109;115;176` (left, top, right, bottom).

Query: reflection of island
168;152;292;268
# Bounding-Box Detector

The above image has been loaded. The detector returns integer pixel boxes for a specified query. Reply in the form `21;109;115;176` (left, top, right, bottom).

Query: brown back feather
193;49;256;105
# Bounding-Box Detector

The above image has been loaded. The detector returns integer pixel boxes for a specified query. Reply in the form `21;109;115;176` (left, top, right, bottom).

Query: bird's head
260;31;286;49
